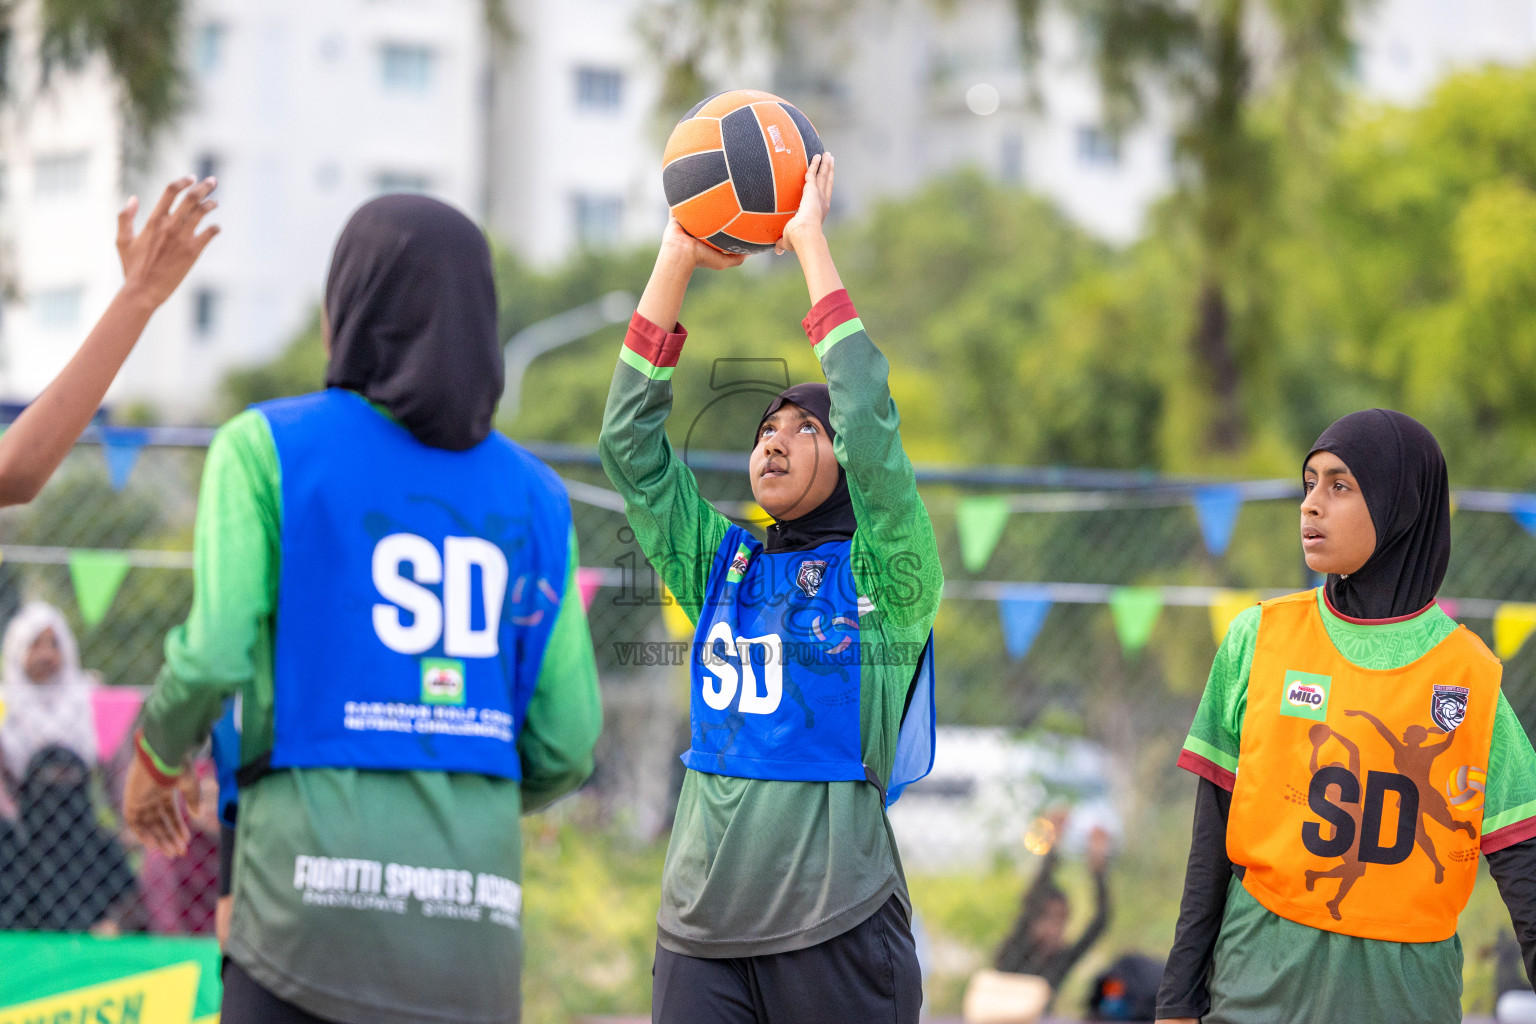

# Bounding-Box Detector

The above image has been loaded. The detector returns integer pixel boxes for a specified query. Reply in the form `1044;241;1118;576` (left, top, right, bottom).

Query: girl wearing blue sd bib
601;154;942;1024
125;196;602;1024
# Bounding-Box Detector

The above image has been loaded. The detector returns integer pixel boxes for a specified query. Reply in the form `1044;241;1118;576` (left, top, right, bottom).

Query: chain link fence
1;431;1534;933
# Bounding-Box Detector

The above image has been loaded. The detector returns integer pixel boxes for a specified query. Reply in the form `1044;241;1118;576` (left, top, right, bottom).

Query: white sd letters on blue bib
371;533;509;657
258;389;570;780
683;525;936;805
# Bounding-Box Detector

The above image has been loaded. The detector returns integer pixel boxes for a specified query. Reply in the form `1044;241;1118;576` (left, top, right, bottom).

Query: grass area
521;818;667;1023
519;806;1522;1021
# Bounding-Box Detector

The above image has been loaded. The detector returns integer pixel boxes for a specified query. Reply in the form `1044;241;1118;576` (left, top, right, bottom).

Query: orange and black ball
662;90;824;255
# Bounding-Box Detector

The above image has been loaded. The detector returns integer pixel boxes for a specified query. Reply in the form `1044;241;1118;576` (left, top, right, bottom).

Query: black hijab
756;383;856;553
17;746;136;931
1306;409;1451;620
324;194;502;451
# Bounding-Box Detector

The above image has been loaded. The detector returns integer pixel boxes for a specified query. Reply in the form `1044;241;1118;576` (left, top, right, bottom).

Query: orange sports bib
1227;590;1501;942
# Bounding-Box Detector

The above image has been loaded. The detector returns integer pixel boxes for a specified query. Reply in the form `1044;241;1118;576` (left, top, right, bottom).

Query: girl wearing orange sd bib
1156;410;1536;1024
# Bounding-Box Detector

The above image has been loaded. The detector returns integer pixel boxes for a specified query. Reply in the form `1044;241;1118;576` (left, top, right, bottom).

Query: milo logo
421;658;466;705
1289;684;1325;708
1280;670;1331;721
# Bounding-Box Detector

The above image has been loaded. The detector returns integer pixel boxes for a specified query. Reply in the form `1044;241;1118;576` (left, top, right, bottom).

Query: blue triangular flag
997;588;1052;661
100;427;148;492
1192;485;1244;556
1512;496;1536;535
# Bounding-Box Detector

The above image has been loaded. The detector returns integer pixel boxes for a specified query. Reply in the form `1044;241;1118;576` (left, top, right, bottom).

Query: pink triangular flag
92;686;144;761
577;567;602;612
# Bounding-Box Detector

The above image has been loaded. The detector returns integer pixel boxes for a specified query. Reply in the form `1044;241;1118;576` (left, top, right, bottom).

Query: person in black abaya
14;746;137;932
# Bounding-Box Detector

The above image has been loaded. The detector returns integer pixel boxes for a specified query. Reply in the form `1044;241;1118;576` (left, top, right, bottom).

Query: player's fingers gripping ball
1446;764;1486;811
663;90;823;255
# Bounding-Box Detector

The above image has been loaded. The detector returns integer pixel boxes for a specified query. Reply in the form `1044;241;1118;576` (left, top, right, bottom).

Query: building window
192;288;219;340
195;23;226;73
575;67;624;111
374;171;431;194
380;44;433;93
572;193;623;247
33;287;83;331
1076;126;1120;167
34;153;88;198
999;133;1024;184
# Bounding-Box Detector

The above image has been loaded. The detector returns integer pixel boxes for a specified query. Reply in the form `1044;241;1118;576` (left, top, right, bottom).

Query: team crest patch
1432;684;1470;732
796;559;828;598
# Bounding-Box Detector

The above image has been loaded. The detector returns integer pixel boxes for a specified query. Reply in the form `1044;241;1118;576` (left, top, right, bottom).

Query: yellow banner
0;962;200;1024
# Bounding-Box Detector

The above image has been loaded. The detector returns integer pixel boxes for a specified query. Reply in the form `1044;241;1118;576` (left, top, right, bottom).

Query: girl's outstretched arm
0;176;218;506
598;222;742;622
776;154;942;630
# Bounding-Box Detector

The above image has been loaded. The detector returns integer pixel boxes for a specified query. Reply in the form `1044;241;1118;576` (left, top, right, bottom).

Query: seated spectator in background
0;804;22;929
994;813;1113;992
0;602;99;788
14;745;137;932
0;604;137;933
139;761;220;935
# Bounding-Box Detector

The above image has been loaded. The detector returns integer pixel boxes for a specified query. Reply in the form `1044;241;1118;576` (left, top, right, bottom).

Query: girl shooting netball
600;146;941;1024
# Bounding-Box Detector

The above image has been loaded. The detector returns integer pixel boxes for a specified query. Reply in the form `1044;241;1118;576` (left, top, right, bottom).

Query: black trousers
221;959;337;1024
652;896;922;1024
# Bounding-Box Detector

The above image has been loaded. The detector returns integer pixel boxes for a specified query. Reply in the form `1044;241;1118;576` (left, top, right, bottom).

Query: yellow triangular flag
1209;591;1260;645
737;501;773;530
660;582;695;640
1494;603;1536;659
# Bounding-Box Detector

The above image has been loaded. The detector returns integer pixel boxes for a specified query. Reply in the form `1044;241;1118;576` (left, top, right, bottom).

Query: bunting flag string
91;687;144;761
68;550;132;627
1494;603;1536;660
1512;496;1536;536
1208;590;1260;644
99;427;149;492
576;567;603;613
1192;486;1244;557
996;587;1053;661
1109;587;1164;655
956;496;1011;573
659;582;695;640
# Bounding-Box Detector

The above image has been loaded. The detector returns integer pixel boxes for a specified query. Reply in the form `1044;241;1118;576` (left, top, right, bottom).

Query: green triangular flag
69;550;131;627
1109;586;1163;655
956;496;1011;573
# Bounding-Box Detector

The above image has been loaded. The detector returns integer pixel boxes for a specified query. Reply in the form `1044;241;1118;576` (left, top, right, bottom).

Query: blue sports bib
258;390;570;780
683;525;936;805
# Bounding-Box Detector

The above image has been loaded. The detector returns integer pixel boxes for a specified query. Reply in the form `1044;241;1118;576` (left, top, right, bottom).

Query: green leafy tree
1011;0;1364;457
648;0;1364;460
21;0;186;141
1299;65;1536;487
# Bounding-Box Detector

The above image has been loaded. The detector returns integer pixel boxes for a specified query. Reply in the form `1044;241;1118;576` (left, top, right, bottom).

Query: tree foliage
29;0;185;140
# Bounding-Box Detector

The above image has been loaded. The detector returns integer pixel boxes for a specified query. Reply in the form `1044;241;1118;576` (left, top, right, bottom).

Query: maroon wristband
134;729;182;788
